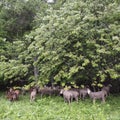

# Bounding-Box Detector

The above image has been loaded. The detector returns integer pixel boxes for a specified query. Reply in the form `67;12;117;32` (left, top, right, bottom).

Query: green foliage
0;60;28;83
0;0;37;41
0;0;120;89
26;0;120;86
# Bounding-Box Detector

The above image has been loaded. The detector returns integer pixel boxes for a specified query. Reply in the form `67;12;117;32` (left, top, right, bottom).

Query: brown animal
6;88;20;101
6;91;12;101
30;88;37;102
6;90;18;101
14;89;20;100
12;93;18;101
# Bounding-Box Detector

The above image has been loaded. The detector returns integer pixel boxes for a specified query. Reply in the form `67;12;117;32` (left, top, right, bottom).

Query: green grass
0;92;120;120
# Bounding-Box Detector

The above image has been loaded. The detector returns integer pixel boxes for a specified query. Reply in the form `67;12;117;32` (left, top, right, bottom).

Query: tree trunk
33;56;39;82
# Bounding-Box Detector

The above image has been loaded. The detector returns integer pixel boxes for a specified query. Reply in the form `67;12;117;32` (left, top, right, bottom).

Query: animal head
9;88;13;92
60;89;64;94
87;88;91;94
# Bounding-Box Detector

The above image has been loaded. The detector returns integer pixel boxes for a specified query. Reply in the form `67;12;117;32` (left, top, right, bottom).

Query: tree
0;0;120;92
25;0;120;88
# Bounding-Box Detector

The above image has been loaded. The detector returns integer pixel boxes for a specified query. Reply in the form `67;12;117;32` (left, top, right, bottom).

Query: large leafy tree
24;0;120;88
0;0;120;91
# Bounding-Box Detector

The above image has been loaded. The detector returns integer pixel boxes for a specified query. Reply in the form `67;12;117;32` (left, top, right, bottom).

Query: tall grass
0;92;120;120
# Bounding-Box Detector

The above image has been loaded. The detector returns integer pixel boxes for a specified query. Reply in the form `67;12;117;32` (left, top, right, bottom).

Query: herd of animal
5;84;112;104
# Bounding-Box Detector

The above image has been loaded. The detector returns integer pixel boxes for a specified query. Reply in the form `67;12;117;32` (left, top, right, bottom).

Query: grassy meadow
0;92;120;120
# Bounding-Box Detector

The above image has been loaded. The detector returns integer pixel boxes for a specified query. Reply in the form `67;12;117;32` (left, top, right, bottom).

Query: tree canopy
0;0;120;92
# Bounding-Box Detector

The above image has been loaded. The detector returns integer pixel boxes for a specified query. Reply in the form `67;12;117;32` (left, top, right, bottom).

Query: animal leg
102;97;105;103
93;98;96;104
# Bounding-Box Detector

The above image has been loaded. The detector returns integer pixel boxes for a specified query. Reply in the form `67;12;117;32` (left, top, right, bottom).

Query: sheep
38;87;54;98
102;84;112;96
30;88;37;102
69;90;79;102
38;86;63;97
52;87;61;96
79;88;88;100
60;89;79;103
60;89;73;104
87;88;107;103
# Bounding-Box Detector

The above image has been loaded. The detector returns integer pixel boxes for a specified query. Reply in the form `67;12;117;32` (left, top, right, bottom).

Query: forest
0;0;120;93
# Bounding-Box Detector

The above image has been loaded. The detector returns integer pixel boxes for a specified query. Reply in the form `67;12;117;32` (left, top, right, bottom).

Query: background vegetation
0;0;120;92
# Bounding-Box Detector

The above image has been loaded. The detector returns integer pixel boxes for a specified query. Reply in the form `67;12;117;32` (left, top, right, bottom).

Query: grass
0;92;120;120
